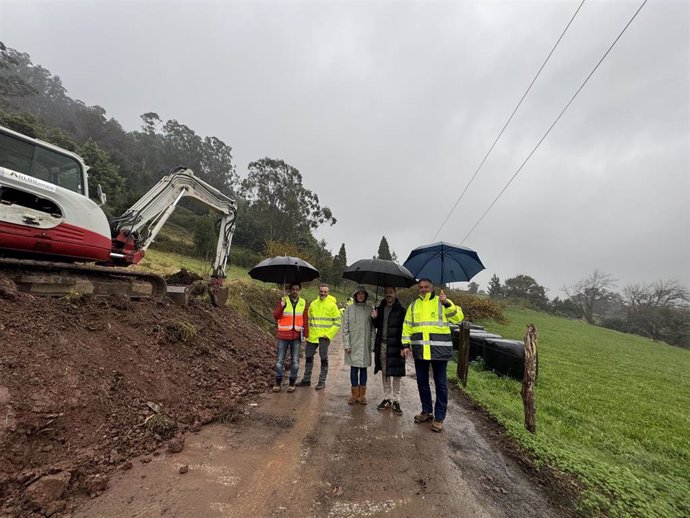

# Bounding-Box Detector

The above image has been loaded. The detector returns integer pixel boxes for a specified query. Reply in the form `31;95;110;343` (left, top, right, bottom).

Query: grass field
454;307;690;517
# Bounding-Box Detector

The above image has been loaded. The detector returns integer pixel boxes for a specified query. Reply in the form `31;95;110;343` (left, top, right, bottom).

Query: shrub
226;279;281;333
229;246;263;269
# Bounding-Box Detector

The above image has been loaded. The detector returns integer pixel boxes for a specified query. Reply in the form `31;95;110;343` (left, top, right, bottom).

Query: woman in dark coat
371;286;408;415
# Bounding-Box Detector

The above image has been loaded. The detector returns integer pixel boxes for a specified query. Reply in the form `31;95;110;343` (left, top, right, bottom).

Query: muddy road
74;335;563;518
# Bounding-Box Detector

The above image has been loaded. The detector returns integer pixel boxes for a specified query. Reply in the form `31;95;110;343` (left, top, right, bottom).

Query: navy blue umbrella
403;241;485;285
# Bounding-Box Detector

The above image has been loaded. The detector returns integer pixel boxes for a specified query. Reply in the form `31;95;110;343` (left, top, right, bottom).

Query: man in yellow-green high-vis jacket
402;278;463;432
296;284;341;390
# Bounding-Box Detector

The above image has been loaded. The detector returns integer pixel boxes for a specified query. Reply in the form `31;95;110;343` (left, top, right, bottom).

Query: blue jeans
414;359;448;421
276;339;300;382
350;366;367;387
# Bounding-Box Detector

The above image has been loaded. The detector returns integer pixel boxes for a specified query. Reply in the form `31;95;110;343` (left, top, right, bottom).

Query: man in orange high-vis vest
272;282;309;392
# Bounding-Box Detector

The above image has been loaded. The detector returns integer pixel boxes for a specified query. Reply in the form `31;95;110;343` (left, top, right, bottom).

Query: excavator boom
0;125;236;305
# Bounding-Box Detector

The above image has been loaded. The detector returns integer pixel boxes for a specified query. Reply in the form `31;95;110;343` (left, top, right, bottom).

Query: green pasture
454;307;690;517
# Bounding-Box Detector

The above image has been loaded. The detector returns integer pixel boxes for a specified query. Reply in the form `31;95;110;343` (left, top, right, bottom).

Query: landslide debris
0;282;275;517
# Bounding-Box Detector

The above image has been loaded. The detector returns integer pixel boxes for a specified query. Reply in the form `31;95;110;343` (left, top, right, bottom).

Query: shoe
287;385;296;393
392;401;403;415
315;381;326;390
348;387;359;405
376;399;392;411
414;412;433;423
272;384;281;393
295;379;311;387
357;386;367;405
431;419;444;432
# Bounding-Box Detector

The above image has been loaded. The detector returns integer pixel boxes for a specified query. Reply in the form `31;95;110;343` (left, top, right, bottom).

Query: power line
461;0;648;244
433;0;587;241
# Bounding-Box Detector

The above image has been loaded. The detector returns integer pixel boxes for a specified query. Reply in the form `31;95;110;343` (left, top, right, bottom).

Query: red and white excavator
0;124;236;306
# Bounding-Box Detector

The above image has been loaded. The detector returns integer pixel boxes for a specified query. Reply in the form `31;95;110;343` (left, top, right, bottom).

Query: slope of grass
455;307;690;517
136;248;355;327
134;248;250;280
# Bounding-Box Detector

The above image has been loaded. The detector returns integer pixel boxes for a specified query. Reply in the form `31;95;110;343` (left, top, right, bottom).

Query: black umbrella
343;258;417;288
343;258;417;304
403;241;485;285
248;256;320;285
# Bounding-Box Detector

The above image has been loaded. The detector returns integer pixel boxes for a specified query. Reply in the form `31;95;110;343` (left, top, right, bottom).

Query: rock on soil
0;285;275;516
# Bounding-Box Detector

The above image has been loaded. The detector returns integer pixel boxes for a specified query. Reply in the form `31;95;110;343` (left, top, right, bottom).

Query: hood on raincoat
352;285;369;302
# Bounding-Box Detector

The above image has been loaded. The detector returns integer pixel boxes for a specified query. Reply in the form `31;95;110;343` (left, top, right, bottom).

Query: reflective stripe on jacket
273;296;308;341
307;296;341;343
401;292;463;361
277;296;306;332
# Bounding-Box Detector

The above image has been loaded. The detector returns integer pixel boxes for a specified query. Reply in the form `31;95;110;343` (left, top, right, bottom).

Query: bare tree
564;270;616;324
624;280;689;342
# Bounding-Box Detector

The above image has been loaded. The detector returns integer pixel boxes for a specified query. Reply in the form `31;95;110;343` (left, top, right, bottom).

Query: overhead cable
433;0;587;241
461;0;648;243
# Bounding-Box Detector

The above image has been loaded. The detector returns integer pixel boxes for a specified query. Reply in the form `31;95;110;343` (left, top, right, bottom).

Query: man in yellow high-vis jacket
402;278;463;432
296;283;341;390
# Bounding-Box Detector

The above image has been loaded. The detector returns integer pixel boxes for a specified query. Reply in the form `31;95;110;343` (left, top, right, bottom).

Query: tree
0;42;37;98
78;140;126;215
564;270;616;325
549;296;583;319
623;280;690;345
193;213;218;260
377;236;392;260
504;274;548;309
239;158;336;247
487;274;503;299
467;282;479;294
331;243;348;288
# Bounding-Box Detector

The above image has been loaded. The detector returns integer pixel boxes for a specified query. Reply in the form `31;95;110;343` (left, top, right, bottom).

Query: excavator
0;124;236;306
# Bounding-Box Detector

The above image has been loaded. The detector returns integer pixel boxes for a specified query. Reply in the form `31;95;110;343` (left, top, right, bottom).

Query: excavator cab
0;125;237;306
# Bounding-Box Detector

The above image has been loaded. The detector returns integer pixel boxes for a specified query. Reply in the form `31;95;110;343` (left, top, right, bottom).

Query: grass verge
453;307;690;517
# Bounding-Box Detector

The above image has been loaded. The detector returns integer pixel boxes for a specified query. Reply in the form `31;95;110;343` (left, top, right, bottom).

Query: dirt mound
164;268;204;285
0;286;276;517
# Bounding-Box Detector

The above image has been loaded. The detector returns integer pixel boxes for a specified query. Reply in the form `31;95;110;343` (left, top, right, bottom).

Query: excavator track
0;258;167;301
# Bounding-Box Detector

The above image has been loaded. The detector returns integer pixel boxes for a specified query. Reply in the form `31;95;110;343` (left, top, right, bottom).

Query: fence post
521;323;538;434
457;321;471;387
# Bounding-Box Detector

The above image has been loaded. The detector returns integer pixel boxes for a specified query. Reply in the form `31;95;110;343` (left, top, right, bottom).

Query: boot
348;386;359;405
357;386;368;405
287;378;296;393
296;360;313;387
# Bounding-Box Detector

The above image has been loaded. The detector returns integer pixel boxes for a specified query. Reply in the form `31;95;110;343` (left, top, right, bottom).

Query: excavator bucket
209;285;229;307
166;285;191;307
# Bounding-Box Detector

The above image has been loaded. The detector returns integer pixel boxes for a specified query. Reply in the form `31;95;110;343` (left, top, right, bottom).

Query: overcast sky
1;0;688;295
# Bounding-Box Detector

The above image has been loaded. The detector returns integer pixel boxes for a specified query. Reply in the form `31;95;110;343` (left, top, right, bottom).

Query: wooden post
521;324;538;434
457;321;471;387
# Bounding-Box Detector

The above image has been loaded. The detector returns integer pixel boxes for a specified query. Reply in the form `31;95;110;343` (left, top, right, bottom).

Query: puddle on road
327;497;410;517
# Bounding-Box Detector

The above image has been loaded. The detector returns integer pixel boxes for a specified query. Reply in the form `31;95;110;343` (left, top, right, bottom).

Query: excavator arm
107;167;237;305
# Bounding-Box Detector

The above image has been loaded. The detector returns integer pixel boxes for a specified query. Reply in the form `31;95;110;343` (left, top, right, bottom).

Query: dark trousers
350;366;367;387
414;359;448;421
303;337;330;382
